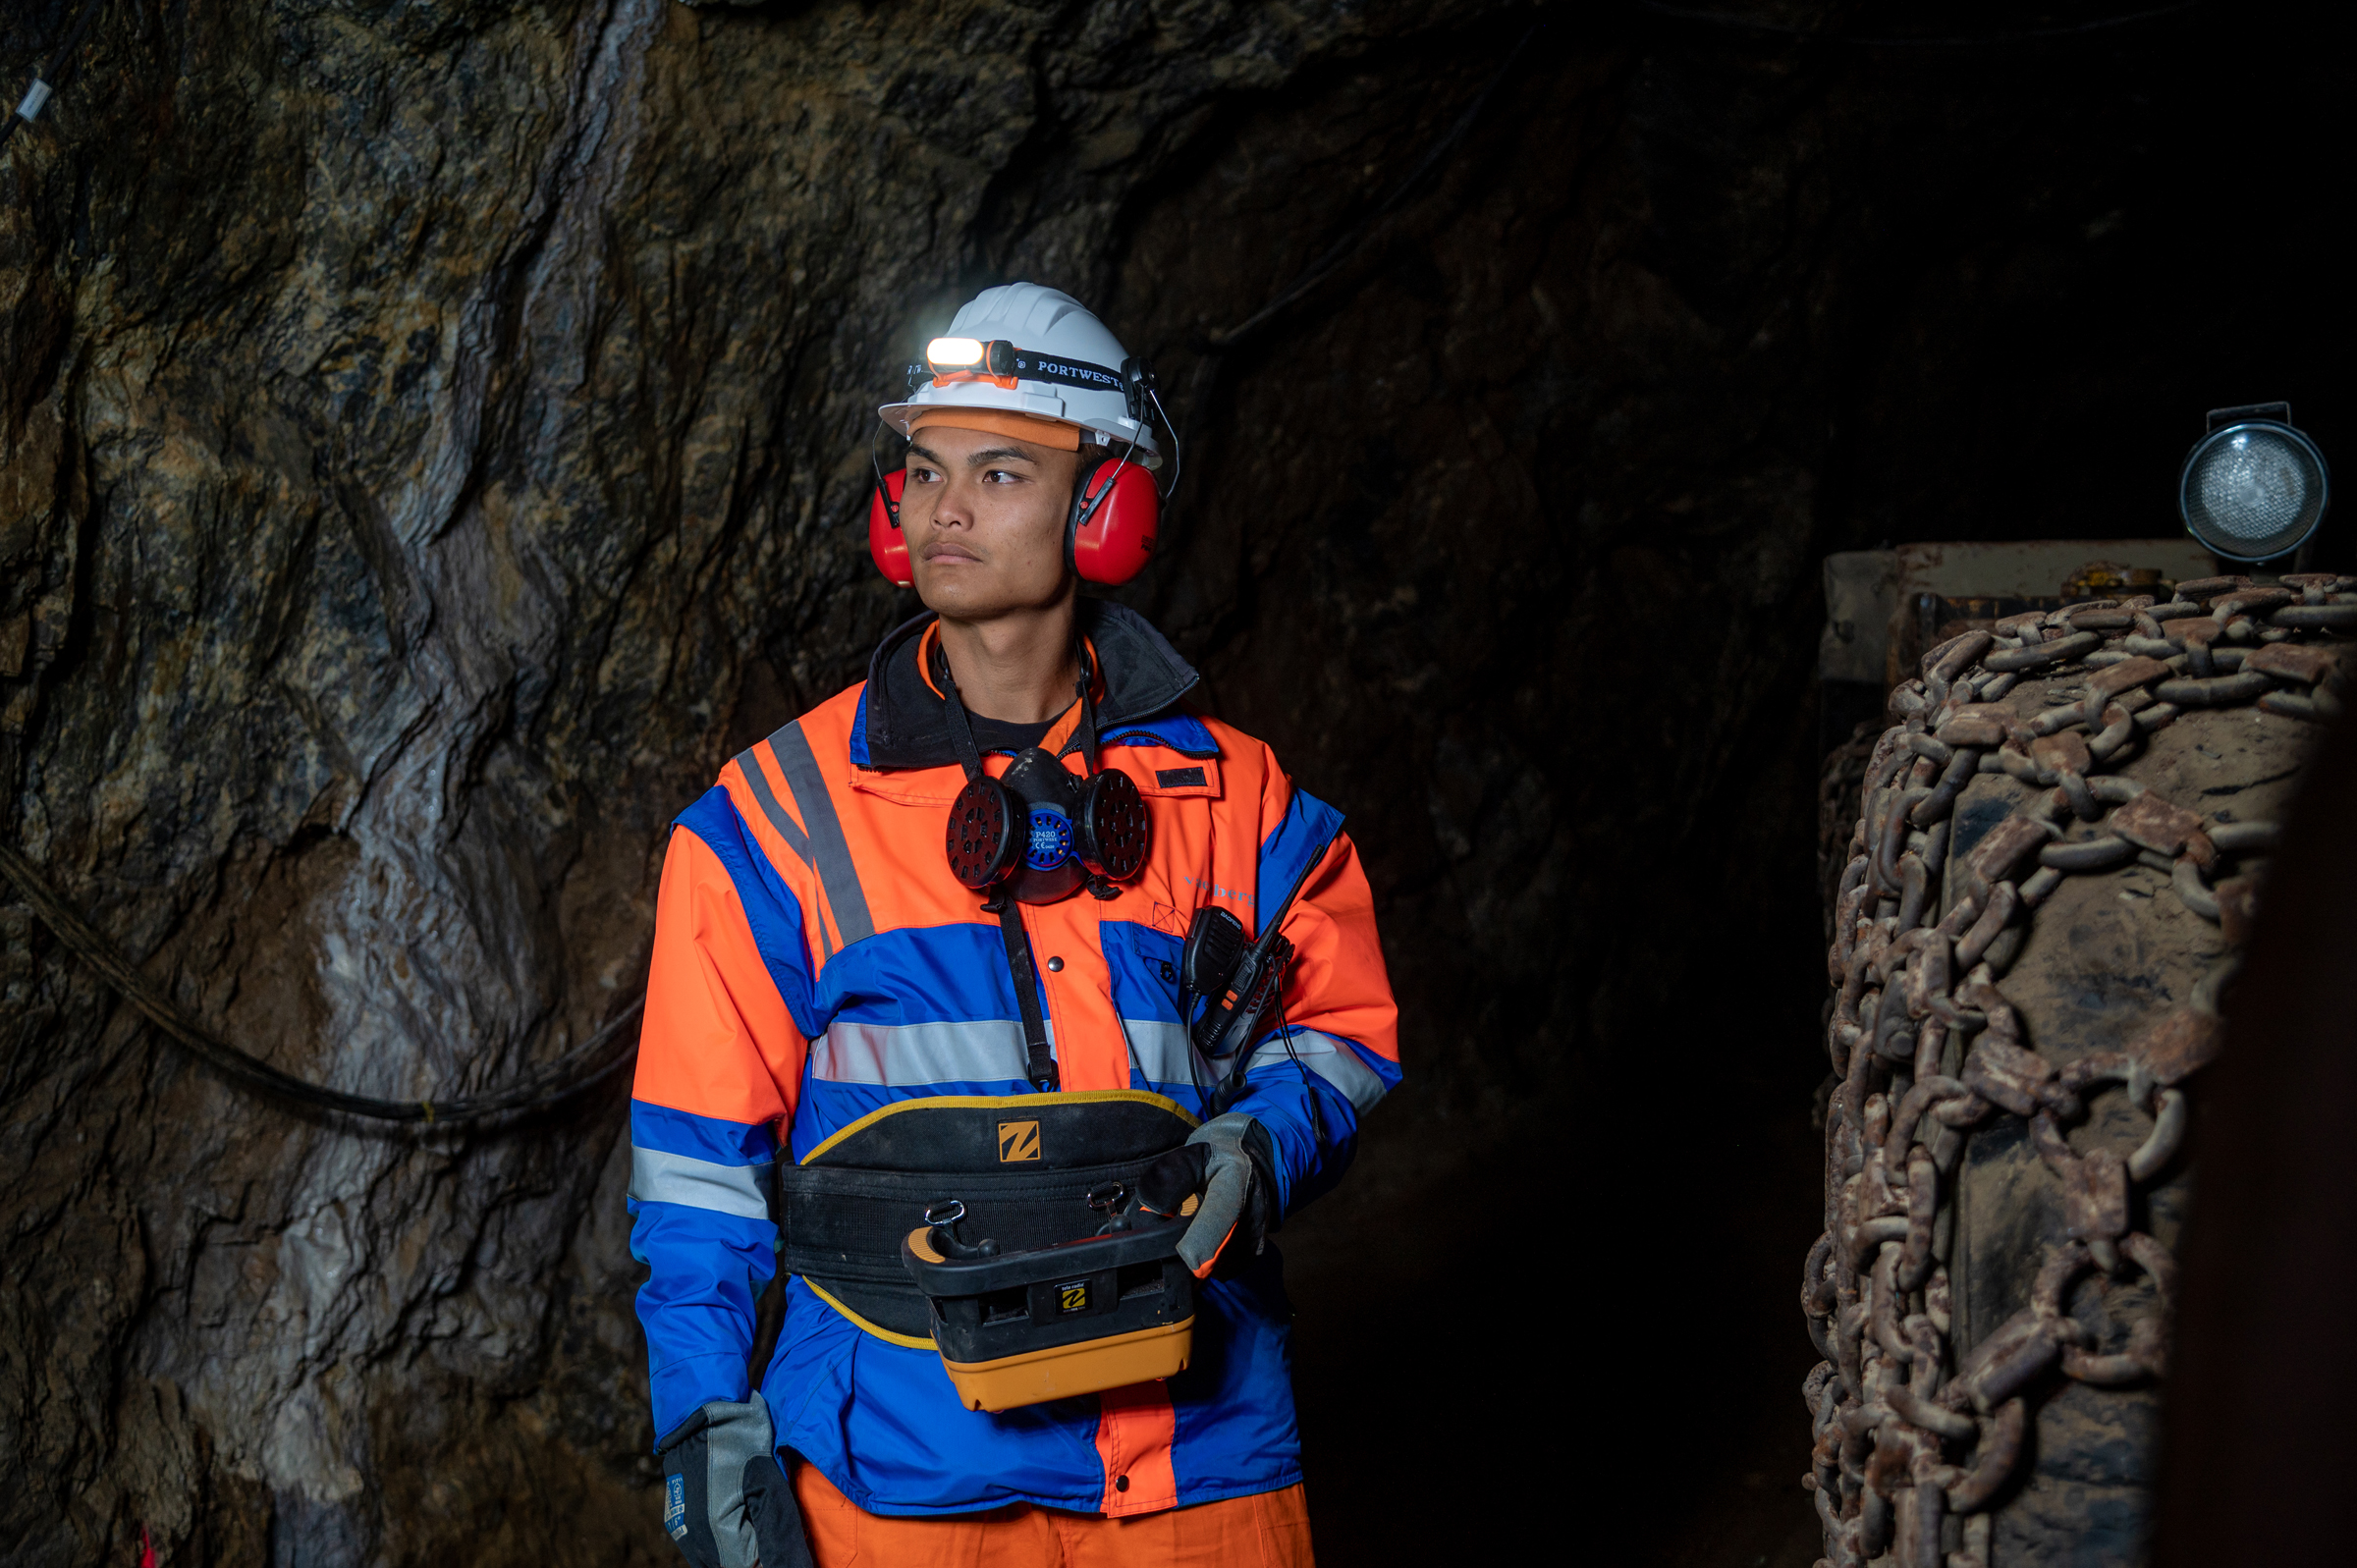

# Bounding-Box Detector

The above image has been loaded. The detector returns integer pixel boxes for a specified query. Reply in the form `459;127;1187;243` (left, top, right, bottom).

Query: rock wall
2;2;2347;1564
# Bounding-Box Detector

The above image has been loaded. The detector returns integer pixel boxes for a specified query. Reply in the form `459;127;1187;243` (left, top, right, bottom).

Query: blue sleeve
1229;784;1402;1213
629;787;821;1446
1227;1031;1401;1214
629;1101;782;1443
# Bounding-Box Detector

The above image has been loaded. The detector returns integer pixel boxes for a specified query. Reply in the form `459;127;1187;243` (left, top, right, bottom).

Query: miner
625;283;1398;1567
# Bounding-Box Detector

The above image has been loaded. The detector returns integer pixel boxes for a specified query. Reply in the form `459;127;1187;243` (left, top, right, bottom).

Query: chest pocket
1110;745;1221;801
1118;921;1188;1024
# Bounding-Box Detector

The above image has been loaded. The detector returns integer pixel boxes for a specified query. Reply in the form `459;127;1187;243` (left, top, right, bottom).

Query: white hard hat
878;283;1163;468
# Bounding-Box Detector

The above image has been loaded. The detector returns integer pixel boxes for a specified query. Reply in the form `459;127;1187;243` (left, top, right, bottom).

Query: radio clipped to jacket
1181;908;1292;1069
1178;833;1333;1112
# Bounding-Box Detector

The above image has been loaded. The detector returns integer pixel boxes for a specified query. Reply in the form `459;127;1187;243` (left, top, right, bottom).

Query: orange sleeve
632;821;810;1128
1276;829;1399;1076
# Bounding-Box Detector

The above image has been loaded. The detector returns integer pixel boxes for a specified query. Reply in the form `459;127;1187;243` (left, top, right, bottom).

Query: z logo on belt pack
998;1120;1041;1162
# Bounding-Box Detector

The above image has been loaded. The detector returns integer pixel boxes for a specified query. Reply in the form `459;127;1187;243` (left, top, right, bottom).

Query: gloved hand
1139;1112;1281;1278
655;1393;816;1568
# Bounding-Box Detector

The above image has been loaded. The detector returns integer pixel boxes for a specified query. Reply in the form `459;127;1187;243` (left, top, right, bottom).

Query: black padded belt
782;1093;1195;1341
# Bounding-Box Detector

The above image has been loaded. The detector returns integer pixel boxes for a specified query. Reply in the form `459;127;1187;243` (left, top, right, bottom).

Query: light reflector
2179;418;2330;563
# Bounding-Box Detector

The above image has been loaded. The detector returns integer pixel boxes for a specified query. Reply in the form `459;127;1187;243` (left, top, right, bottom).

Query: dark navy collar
854;600;1205;770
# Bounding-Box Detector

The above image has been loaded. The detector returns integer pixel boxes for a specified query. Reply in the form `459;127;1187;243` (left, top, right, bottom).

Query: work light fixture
2178;403;2330;563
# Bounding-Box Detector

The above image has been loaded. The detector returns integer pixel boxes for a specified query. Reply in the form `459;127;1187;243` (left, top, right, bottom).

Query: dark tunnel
1;1;2350;1563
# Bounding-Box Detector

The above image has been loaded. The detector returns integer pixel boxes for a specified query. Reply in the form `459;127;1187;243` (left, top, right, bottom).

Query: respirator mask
936;643;1150;906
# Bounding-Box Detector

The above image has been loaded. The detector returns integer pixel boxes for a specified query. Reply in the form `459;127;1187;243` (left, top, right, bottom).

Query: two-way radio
1178;835;1334;1113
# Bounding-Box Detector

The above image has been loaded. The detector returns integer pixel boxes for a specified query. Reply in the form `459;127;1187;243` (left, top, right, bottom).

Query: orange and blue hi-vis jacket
628;603;1400;1517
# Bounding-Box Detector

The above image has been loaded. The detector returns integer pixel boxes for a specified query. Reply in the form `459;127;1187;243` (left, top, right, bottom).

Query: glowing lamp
2179;403;2330;563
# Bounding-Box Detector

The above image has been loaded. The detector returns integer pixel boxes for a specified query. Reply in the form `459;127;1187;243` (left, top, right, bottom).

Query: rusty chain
1801;571;2355;1568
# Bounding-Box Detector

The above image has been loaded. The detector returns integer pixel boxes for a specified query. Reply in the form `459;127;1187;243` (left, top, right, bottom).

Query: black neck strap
935;647;988;783
932;634;1097;772
931;639;1069;1092
997;907;1058;1093
1073;639;1101;770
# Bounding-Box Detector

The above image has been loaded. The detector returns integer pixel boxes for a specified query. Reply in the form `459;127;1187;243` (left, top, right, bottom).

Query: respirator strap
1073;641;1102;771
935;645;988;784
937;653;1060;1092
993;904;1058;1093
1070;643;1128;902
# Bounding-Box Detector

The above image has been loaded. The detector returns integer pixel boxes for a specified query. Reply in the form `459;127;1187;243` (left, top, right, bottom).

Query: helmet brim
879;382;1163;469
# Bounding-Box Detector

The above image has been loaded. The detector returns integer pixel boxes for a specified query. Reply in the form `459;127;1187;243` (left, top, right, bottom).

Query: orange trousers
792;1461;1315;1567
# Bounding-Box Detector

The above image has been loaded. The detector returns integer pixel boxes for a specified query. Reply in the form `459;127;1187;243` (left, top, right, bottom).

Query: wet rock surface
2;2;2347;1564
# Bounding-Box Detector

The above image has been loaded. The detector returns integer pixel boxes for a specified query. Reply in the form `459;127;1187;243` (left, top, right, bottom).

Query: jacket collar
855;600;1201;771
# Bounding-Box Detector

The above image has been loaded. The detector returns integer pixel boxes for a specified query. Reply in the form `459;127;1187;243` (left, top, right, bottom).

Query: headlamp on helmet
920;337;1020;387
873;283;1179;589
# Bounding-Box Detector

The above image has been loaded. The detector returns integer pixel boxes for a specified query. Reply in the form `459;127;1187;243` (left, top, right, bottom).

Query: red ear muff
869;467;913;587
1069;459;1160;587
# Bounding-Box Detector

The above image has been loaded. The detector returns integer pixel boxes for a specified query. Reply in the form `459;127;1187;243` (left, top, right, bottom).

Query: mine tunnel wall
1;2;2348;1563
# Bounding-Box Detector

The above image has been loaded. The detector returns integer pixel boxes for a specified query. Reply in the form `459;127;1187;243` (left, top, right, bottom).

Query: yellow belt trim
801;1278;938;1351
796;1087;1196;1164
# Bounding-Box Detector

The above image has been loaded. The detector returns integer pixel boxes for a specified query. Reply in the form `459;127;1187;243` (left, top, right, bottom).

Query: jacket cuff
1226;1066;1362;1214
649;1351;754;1448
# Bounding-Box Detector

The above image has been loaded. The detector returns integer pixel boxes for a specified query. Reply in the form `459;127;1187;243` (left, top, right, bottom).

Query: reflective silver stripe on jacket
733;720;877;962
808;1019;1047;1087
1119;1019;1200;1087
1229;1027;1390;1112
630;1148;775;1222
768;722;876;946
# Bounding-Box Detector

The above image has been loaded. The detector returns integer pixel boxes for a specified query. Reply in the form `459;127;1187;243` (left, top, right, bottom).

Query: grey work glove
655;1393;815;1568
1139;1111;1281;1278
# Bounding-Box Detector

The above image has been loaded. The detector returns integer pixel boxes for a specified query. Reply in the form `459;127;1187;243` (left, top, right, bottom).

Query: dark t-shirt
965;704;1071;757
